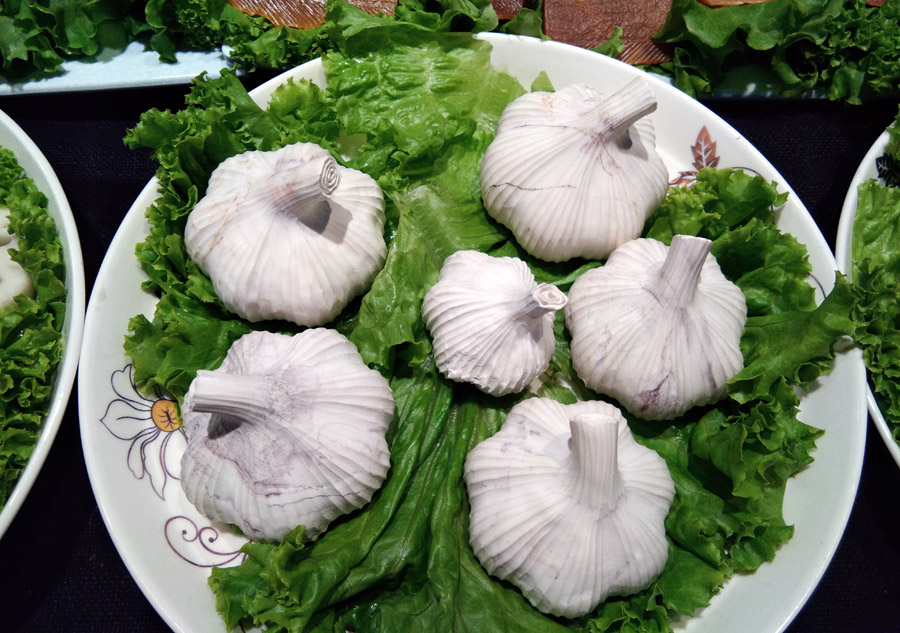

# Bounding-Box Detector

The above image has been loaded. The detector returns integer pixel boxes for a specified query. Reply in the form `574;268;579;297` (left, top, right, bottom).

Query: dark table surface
0;76;899;633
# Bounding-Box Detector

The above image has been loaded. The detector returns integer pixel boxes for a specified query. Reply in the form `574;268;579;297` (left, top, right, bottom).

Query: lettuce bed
122;8;856;633
0;146;67;509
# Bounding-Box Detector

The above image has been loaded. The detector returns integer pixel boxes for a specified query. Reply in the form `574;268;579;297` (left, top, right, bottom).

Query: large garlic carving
566;234;747;420
179;328;395;542
185;142;386;327
464;397;674;618
422;250;567;396
1;207;34;309
480;78;668;263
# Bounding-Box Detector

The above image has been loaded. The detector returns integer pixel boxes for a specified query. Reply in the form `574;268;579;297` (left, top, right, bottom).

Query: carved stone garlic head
422;250;567;396
480;78;668;263
179;328;395;542
464;397;674;617
565;235;747;420
184;142;386;327
0;207;34;309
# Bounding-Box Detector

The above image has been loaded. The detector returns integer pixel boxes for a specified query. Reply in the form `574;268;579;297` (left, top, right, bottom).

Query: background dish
835;130;900;469
78;33;867;633
0;43;231;96
0;109;86;538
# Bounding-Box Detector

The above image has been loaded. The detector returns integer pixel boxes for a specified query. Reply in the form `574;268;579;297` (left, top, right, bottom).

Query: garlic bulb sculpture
480;78;668;262
464;397;675;617
0;207;34;309
184;142;386;327
422;250;567;396
179;328;395;542
565;234;747;420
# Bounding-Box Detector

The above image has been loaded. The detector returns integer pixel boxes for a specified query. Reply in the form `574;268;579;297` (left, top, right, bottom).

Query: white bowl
0;108;86;538
835;129;900;469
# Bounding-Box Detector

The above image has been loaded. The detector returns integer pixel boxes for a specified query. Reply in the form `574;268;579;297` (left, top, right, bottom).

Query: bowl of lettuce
836;113;900;469
78;12;867;633
0;109;85;538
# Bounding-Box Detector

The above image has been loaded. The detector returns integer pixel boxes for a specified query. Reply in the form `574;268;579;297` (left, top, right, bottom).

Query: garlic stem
523;283;568;318
568;413;623;512
652;235;712;305
268;155;341;219
186;370;274;423
594;78;658;141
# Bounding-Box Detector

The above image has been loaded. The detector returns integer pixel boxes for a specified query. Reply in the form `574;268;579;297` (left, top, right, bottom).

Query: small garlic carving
480;78;668;263
422;250;567;396
179;328;395;542
565;234;747;420
464;397;674;618
185;142;386;327
1;207;34;309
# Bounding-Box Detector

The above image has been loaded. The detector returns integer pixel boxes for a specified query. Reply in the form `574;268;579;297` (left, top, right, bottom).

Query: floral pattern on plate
669;126;721;187
876;151;900;186
100;363;245;568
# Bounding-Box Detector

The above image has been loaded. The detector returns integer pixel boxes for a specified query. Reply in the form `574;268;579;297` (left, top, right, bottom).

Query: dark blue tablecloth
0;80;898;633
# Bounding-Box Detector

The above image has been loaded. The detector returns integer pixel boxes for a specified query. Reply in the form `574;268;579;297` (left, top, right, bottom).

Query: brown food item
542;0;674;65
229;0;397;29
493;0;527;20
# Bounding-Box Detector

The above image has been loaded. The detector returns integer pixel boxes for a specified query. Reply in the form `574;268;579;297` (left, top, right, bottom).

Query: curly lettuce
652;0;900;103
0;0;149;78
0;147;67;508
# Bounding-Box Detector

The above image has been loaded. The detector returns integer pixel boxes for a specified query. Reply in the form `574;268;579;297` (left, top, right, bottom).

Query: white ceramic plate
78;33;867;633
0;109;86;538
0;41;232;96
835;130;900;469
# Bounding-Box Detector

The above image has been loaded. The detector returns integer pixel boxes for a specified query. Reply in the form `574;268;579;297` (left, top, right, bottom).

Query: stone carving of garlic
565;234;747;420
422;250;567;396
184;142;386;327
480;78;668;263
464;397;674;618
0;207;34;309
179;328;395;542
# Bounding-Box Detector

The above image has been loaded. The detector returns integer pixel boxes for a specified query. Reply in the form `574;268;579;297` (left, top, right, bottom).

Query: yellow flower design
100;365;187;500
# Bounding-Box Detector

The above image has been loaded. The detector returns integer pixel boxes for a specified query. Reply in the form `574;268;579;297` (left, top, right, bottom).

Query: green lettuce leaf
143;0;499;72
653;0;900;103
0;0;148;77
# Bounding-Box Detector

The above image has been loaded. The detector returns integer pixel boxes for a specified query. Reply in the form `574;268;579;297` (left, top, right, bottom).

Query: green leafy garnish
0;0;149;79
652;0;900;103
